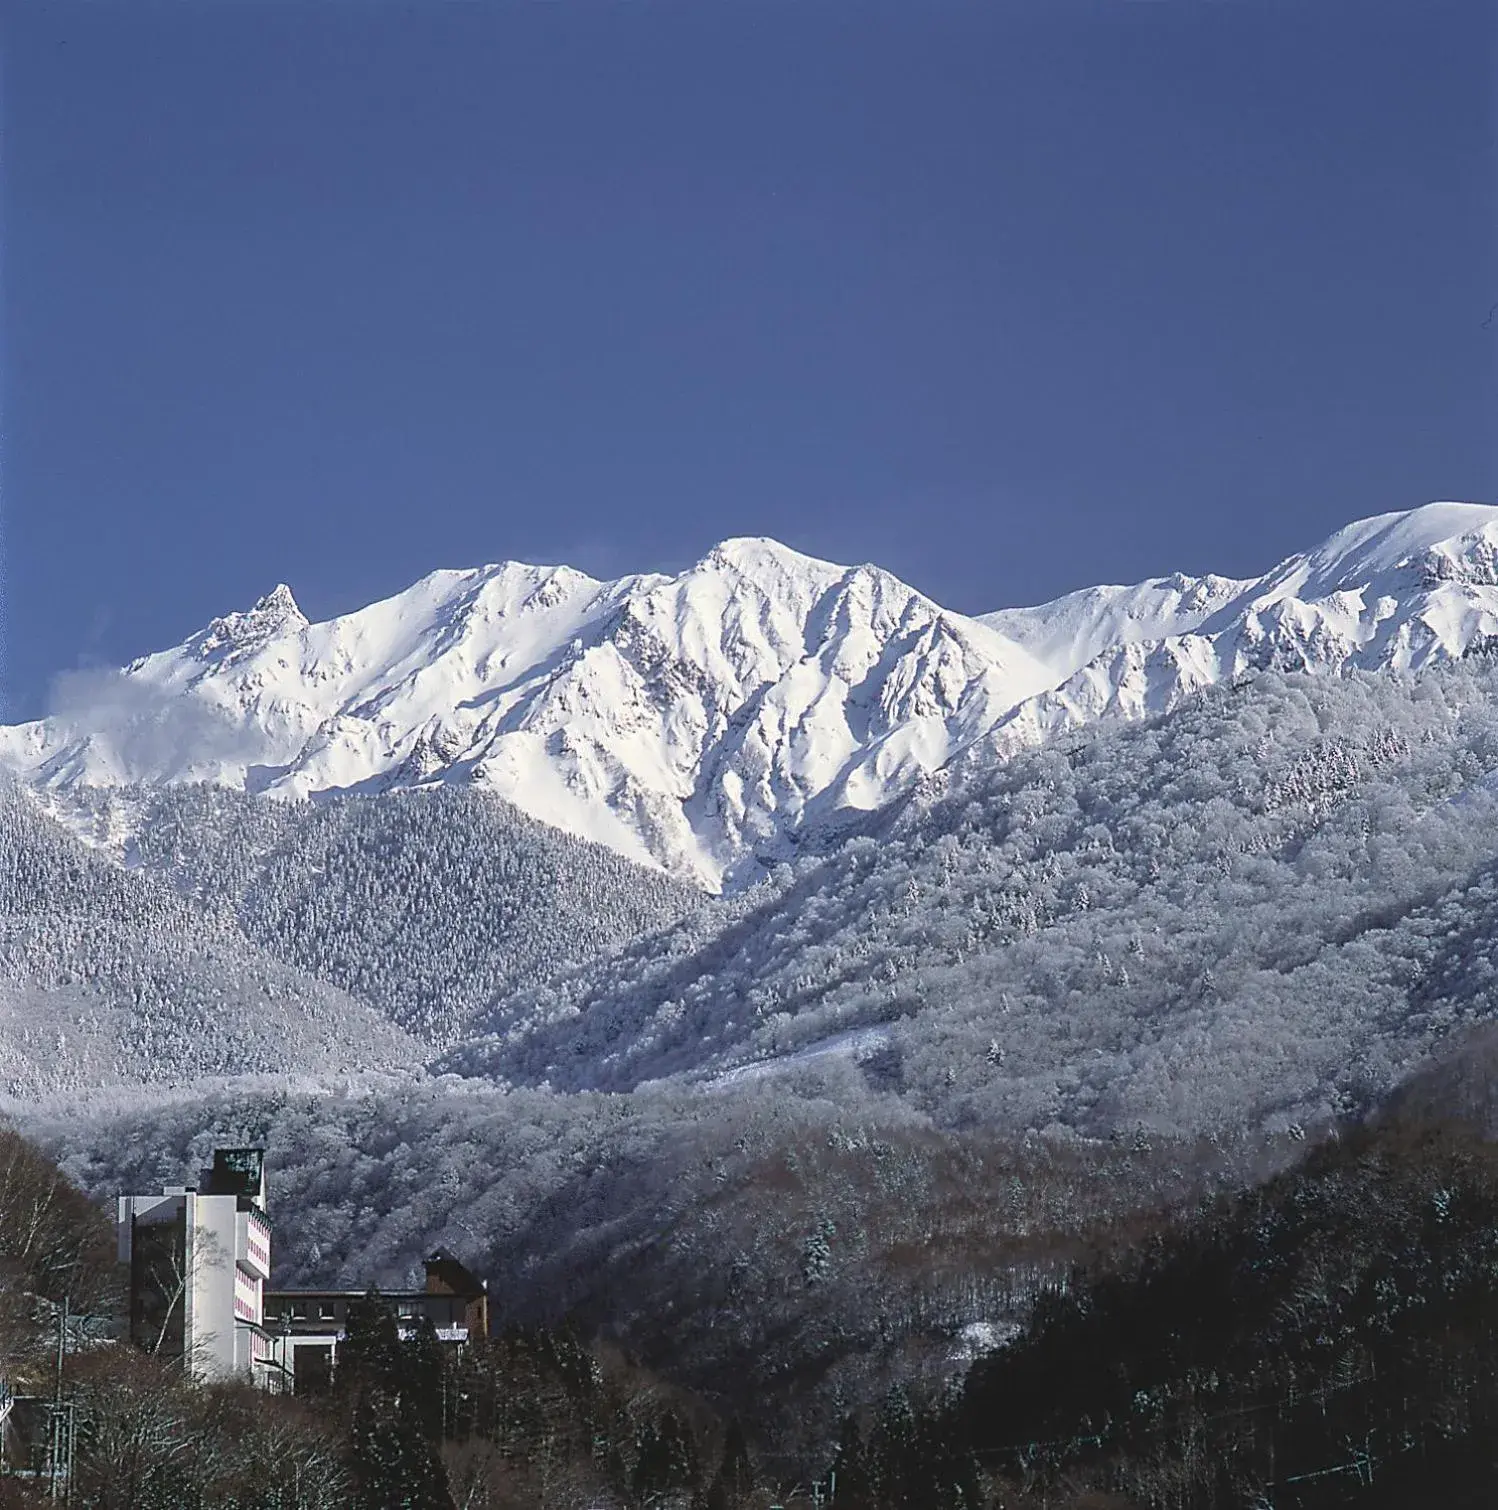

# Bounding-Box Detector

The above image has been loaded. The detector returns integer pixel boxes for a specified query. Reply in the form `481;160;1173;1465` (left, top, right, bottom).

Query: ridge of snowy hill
959;500;1498;774
4;502;1498;889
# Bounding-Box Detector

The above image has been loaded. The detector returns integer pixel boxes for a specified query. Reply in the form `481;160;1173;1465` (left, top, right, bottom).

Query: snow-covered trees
440;664;1498;1139
80;782;698;1043
0;775;416;1093
17;659;1498;1136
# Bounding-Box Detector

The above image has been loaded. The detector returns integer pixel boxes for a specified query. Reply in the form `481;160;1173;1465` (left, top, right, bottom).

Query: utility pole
54;1295;65;1403
279;1314;294;1397
49;1293;73;1502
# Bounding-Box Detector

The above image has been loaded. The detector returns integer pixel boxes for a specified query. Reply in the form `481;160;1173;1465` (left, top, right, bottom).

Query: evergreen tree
349;1386;454;1510
705;1416;756;1509
632;1408;697;1505
337;1290;405;1398
402;1314;449;1443
822;1415;875;1508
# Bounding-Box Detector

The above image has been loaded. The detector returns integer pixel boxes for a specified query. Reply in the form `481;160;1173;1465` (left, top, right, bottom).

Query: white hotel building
117;1148;280;1385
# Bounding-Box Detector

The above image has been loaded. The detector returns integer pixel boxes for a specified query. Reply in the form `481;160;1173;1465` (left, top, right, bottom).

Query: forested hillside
17;659;1498;1131
0;778;418;1092
443;664;1498;1138
56;783;699;1041
35;1075;1298;1466
29;1075;1498;1504
840;1115;1498;1508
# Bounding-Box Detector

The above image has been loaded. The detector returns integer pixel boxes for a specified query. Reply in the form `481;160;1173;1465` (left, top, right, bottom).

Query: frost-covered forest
46;782;699;1041
442;663;1498;1138
18;661;1498;1133
0;776;418;1093
9;659;1498;1499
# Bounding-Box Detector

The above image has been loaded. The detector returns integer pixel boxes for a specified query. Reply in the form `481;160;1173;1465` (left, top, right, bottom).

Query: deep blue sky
3;0;1494;720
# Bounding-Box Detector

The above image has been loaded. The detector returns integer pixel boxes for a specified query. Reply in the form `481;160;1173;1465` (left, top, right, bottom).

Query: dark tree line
822;1116;1498;1507
322;1293;781;1509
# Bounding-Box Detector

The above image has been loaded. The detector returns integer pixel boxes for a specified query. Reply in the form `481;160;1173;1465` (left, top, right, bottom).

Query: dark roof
424;1249;487;1296
265;1288;433;1302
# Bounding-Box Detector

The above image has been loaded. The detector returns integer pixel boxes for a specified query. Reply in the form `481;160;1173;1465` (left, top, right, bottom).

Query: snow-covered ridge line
4;502;1498;890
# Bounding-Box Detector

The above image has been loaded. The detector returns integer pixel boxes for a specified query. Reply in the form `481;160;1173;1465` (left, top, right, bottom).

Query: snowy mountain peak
685;537;851;616
187;583;310;663
4;502;1498;890
700;535;832;573
1262;502;1498;600
257;582;305;619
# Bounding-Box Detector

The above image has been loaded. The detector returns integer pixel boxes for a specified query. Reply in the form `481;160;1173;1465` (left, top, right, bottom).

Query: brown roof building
263;1249;490;1394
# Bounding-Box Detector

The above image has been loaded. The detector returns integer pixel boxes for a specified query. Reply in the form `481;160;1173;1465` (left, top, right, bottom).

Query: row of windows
266;1297;462;1323
270;1299;340;1322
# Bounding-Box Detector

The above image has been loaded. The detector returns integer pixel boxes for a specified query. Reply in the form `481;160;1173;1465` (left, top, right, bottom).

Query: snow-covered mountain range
5;500;1498;890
